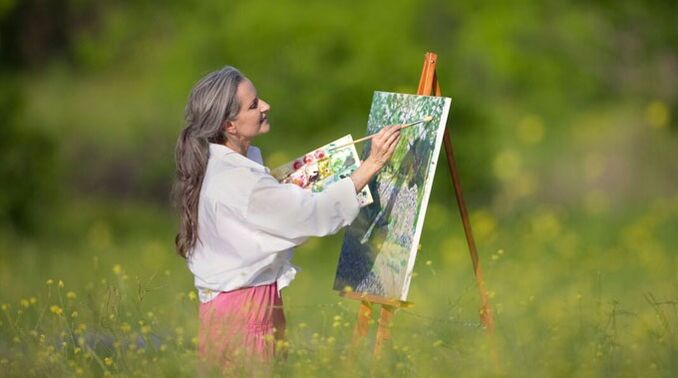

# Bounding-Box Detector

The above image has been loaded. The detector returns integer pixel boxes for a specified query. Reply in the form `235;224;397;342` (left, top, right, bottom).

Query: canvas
333;91;451;301
270;135;373;207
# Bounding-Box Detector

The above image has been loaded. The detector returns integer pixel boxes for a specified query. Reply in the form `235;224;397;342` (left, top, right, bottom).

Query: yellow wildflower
50;305;63;316
104;357;113;366
646;101;669;129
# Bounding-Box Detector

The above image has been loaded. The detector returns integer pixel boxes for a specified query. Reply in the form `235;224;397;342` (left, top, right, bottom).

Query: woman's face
225;79;271;140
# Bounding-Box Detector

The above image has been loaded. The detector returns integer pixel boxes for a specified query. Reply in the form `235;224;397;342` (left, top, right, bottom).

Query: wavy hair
173;66;244;258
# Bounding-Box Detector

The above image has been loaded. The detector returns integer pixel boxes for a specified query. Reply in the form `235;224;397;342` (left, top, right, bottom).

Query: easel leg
373;305;395;358
442;127;494;333
352;300;372;348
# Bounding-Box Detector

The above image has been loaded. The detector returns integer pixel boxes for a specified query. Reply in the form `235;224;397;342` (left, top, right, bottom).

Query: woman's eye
250;100;258;109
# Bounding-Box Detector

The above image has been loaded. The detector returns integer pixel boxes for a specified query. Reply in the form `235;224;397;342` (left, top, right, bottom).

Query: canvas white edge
399;97;452;301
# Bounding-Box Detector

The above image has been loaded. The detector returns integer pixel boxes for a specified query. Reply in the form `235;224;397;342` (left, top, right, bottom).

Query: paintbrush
327;115;433;152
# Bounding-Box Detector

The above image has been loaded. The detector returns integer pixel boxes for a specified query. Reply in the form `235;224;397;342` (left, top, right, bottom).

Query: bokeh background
1;0;676;376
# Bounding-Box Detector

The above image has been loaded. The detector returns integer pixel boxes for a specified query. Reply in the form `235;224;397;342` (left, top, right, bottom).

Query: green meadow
1;1;675;376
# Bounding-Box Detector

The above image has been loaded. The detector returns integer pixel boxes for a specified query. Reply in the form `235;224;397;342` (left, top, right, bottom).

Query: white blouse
188;143;361;303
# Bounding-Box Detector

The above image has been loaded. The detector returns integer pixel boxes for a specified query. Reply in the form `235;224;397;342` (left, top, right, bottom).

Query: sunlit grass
0;192;676;376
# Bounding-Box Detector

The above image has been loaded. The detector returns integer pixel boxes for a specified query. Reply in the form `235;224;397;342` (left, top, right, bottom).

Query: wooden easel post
345;52;495;359
343;292;403;358
418;52;495;333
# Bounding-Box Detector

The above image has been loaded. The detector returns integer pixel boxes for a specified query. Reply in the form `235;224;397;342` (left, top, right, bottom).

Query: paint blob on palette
270;135;373;207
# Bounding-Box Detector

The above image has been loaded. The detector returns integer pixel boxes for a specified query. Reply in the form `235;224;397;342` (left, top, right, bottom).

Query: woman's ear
223;120;237;136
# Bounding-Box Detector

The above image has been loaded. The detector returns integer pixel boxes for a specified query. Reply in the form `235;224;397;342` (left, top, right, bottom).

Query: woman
173;66;401;371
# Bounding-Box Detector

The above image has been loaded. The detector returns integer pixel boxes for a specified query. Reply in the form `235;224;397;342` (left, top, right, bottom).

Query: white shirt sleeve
244;174;361;247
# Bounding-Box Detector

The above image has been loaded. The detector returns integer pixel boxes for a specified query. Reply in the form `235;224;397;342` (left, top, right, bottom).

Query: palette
270;135;374;207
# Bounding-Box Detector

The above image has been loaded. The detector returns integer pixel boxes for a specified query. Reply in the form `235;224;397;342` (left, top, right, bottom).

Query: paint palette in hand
270;135;373;207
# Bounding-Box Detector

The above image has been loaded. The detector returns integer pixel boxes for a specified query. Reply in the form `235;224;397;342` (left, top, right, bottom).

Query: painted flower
314;149;326;160
292;160;304;170
303;153;314;164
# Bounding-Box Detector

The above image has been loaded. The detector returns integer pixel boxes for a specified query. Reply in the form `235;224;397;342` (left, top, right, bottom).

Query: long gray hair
173;66;245;258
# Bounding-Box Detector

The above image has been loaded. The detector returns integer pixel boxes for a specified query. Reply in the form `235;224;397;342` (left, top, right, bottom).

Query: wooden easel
341;52;495;358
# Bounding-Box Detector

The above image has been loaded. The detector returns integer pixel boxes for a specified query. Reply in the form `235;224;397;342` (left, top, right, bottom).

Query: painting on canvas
333;91;451;300
270;135;373;207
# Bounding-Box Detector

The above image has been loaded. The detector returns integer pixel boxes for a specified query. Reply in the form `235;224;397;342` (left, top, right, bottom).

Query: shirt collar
208;143;269;173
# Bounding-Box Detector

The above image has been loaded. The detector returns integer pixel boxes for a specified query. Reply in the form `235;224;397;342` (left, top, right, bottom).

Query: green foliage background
0;0;676;376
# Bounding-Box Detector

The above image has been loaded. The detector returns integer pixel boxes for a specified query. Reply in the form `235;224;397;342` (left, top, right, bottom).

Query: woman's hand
365;125;403;168
350;125;402;192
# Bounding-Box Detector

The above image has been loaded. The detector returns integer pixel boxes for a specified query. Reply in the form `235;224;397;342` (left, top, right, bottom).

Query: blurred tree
0;77;57;232
1;0;675;215
0;0;101;68
0;1;72;232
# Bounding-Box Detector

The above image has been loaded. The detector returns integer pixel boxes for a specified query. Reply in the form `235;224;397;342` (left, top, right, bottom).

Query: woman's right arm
350;125;402;192
236;125;402;248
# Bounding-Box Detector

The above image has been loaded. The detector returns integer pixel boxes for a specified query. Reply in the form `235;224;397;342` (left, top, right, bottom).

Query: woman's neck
224;137;250;156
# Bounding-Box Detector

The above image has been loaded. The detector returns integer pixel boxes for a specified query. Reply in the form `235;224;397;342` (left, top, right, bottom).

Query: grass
0;193;676;376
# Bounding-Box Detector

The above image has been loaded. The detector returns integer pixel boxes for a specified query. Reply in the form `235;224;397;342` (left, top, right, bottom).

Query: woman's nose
260;100;271;112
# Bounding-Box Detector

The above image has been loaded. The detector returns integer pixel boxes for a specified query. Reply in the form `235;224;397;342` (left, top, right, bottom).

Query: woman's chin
259;123;271;134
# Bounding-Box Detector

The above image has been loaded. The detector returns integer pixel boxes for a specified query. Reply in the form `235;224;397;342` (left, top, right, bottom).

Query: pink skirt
198;282;286;373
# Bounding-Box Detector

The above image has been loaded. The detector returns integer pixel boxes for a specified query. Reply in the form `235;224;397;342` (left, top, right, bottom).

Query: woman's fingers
366;125;403;166
385;132;401;154
383;125;400;136
375;125;400;146
384;127;401;144
382;135;399;154
383;127;401;147
371;128;386;145
376;125;394;141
